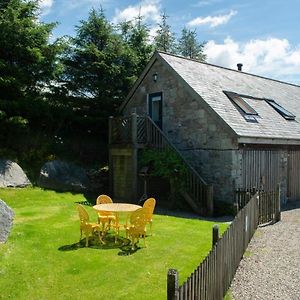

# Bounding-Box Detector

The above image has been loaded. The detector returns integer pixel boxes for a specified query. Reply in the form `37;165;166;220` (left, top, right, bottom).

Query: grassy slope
0;188;227;300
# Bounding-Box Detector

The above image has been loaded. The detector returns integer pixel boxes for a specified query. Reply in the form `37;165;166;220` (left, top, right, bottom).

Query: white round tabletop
93;203;142;213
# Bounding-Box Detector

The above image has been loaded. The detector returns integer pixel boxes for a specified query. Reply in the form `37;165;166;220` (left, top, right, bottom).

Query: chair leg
85;233;89;247
80;229;83;241
149;221;153;236
131;237;136;250
97;229;105;244
114;226;120;243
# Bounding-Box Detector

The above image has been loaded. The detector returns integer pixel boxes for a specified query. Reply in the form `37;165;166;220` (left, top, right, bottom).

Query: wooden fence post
275;183;281;222
234;202;239;215
167;269;179;300
212;224;219;247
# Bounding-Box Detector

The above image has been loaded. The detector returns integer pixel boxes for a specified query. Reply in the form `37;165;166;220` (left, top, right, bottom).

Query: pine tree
63;8;138;116
0;0;63;101
154;11;176;53
177;27;206;61
127;13;154;75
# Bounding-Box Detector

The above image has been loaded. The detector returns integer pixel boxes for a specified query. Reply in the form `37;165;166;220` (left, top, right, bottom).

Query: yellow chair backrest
143;198;156;220
130;208;148;231
96;194;113;205
126;208;148;250
76;204;102;247
77;204;90;224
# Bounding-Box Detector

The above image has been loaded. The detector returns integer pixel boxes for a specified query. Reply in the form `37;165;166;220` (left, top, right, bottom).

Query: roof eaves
238;136;300;145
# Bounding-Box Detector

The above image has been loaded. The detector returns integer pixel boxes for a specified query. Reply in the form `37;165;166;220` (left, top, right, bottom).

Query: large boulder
0;160;31;188
38;160;89;192
0;199;14;243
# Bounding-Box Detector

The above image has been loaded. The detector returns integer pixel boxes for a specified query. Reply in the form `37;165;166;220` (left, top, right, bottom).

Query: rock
38;160;89;192
86;167;109;193
0;199;14;243
0;160;31;188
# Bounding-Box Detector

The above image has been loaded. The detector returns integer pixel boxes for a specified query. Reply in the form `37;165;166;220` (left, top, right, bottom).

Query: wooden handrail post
207;185;214;216
212;224;219;248
146;117;150;144
275;183;281;222
167;269;179;300
108;116;114;145
131;112;137;145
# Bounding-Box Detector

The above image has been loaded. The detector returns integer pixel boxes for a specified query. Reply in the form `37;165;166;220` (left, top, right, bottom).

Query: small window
224;91;258;122
266;100;295;120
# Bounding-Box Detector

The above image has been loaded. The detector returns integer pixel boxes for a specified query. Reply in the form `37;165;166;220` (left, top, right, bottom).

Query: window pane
225;92;258;115
267;100;295;119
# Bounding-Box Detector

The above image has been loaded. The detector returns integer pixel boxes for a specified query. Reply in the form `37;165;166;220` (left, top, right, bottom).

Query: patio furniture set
76;195;156;250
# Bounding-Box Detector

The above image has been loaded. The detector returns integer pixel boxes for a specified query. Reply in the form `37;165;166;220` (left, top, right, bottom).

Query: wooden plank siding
241;149;280;192
287;150;300;201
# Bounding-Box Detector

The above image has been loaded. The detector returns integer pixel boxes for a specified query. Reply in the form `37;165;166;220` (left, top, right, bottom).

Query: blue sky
40;0;300;84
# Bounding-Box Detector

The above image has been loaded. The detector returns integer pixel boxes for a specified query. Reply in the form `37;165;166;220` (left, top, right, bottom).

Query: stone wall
123;59;240;203
121;58;300;205
110;147;137;202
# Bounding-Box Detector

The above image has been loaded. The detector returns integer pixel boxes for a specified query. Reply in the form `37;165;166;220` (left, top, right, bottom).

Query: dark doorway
148;92;162;129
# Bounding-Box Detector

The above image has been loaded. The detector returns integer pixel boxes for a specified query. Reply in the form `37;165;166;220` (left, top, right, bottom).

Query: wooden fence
167;189;281;300
235;185;281;225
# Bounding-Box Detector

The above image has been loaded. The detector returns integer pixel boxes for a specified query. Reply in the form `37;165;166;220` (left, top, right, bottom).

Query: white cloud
188;10;237;28
112;0;161;24
60;0;109;11
193;0;224;7
39;0;53;15
204;37;300;84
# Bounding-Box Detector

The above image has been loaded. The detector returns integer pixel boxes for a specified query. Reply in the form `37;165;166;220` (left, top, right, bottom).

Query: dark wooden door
148;92;162;129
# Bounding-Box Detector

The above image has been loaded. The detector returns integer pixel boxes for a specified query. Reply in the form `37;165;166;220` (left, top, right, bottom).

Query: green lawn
0;187;227;300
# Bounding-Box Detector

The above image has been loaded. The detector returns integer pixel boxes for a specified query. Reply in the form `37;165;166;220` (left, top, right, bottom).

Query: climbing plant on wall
140;149;188;204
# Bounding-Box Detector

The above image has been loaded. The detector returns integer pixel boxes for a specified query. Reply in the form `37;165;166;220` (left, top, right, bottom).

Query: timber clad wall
240;149;281;191
288;150;300;201
238;148;300;203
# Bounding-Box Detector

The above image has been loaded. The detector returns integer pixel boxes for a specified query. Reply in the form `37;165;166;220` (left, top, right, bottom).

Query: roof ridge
157;51;300;89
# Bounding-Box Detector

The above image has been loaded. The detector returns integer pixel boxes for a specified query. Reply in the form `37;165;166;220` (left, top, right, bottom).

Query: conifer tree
154;11;176;53
177;27;206;61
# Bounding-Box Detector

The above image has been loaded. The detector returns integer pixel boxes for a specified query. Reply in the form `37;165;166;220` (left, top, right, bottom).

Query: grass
0;187;228;300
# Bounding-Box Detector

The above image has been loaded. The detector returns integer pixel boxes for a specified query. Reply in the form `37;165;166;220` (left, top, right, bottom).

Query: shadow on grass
58;233;142;256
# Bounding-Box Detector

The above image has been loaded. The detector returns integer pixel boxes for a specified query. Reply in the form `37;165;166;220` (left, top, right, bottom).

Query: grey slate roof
159;52;300;142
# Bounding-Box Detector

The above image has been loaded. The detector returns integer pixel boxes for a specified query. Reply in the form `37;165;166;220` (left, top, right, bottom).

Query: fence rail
235;185;281;225
109;114;213;215
168;189;281;300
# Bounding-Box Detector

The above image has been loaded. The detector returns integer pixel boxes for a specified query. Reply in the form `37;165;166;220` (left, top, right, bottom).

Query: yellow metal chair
143;198;156;235
76;204;103;247
96;194;116;232
125;207;148;250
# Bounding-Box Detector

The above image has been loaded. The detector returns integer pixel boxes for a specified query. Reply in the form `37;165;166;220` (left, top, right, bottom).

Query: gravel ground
230;204;300;300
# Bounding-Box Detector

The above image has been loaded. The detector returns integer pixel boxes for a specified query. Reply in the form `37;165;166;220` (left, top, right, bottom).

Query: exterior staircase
109;113;214;216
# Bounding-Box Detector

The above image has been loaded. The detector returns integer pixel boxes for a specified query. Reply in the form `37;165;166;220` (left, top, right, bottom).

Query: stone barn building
109;51;300;214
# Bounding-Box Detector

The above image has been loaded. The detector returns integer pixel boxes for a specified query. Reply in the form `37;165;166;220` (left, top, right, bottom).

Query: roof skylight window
265;99;295;120
224;91;258;122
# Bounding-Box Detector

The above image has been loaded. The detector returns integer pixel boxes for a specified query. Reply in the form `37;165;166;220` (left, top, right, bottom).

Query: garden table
93;203;142;214
93;203;142;239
